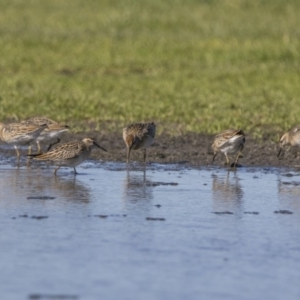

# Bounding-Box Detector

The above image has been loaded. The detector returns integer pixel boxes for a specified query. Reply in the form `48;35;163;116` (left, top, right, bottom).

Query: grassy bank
0;0;300;138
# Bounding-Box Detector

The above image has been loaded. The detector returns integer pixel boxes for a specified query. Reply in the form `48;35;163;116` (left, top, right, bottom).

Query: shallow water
0;160;300;300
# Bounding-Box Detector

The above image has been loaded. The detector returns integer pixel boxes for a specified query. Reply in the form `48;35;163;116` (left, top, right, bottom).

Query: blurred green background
0;0;300;137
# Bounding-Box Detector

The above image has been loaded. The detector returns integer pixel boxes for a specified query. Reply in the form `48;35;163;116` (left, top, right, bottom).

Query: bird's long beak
94;141;107;152
277;147;283;158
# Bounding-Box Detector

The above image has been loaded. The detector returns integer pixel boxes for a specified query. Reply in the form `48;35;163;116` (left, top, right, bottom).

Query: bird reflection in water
123;169;154;205
52;176;91;204
212;171;244;212
277;176;300;213
6;168;91;204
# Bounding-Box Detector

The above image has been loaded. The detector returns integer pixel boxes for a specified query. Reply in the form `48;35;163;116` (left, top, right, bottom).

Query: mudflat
74;131;298;168
1;130;299;168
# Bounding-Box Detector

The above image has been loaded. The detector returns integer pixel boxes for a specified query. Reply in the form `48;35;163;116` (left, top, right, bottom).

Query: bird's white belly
220;144;240;155
220;135;244;155
54;151;91;167
7;135;35;145
36;129;67;142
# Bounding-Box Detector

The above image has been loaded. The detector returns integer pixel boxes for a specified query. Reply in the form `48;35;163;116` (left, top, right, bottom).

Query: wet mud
91;131;300;168
1;131;296;168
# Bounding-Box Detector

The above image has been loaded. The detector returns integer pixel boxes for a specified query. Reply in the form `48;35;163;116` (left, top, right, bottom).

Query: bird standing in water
29;137;107;175
123;122;156;163
212;129;245;167
278;125;300;158
0;122;48;158
22;116;69;153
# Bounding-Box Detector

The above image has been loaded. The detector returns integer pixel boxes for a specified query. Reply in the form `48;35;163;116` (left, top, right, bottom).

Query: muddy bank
60;131;300;168
81;132;300;167
0;130;298;168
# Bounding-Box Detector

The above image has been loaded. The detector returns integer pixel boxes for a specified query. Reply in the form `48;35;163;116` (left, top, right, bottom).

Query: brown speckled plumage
123;122;156;163
278;125;300;158
22;116;69;153
212;129;245;167
29;137;107;175
0;122;48;157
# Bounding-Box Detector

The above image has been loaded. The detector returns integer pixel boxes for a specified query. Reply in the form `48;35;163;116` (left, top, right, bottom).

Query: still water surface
0;161;300;300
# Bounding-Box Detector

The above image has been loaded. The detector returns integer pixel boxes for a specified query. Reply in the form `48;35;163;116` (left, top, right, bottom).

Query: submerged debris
147;181;178;187
31;216;49;220
27;196;56;200
92;215;108;218
110;214;127;217
29;294;78;299
89;214;127;218
281;181;300;186
274;210;293;214
282;173;294;177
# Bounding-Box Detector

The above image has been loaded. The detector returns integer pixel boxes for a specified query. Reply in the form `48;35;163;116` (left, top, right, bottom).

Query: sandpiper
22;116;69;153
0;122;48;158
29;137;107;175
278;125;300;158
212;129;245;167
123;122;156;163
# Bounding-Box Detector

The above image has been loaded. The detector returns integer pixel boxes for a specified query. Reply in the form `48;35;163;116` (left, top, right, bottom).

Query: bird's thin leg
28;145;32;155
73;167;78;175
233;152;241;168
126;147;131;164
143;149;147;163
212;152;217;162
14;145;20;158
37;141;41;153
54;166;61;175
224;153;230;166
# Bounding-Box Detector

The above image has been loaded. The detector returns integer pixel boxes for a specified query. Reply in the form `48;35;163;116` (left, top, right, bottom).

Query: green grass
0;0;300;138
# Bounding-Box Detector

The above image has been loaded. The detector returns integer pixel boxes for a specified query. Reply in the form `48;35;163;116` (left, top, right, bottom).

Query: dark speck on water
146;217;166;221
281;181;300;186
29;294;78;299
148;182;178;187
274;210;293;214
31;216;49;220
110;214;127;217
244;211;259;215
213;211;234;215
282;173;294;177
27;196;56;200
